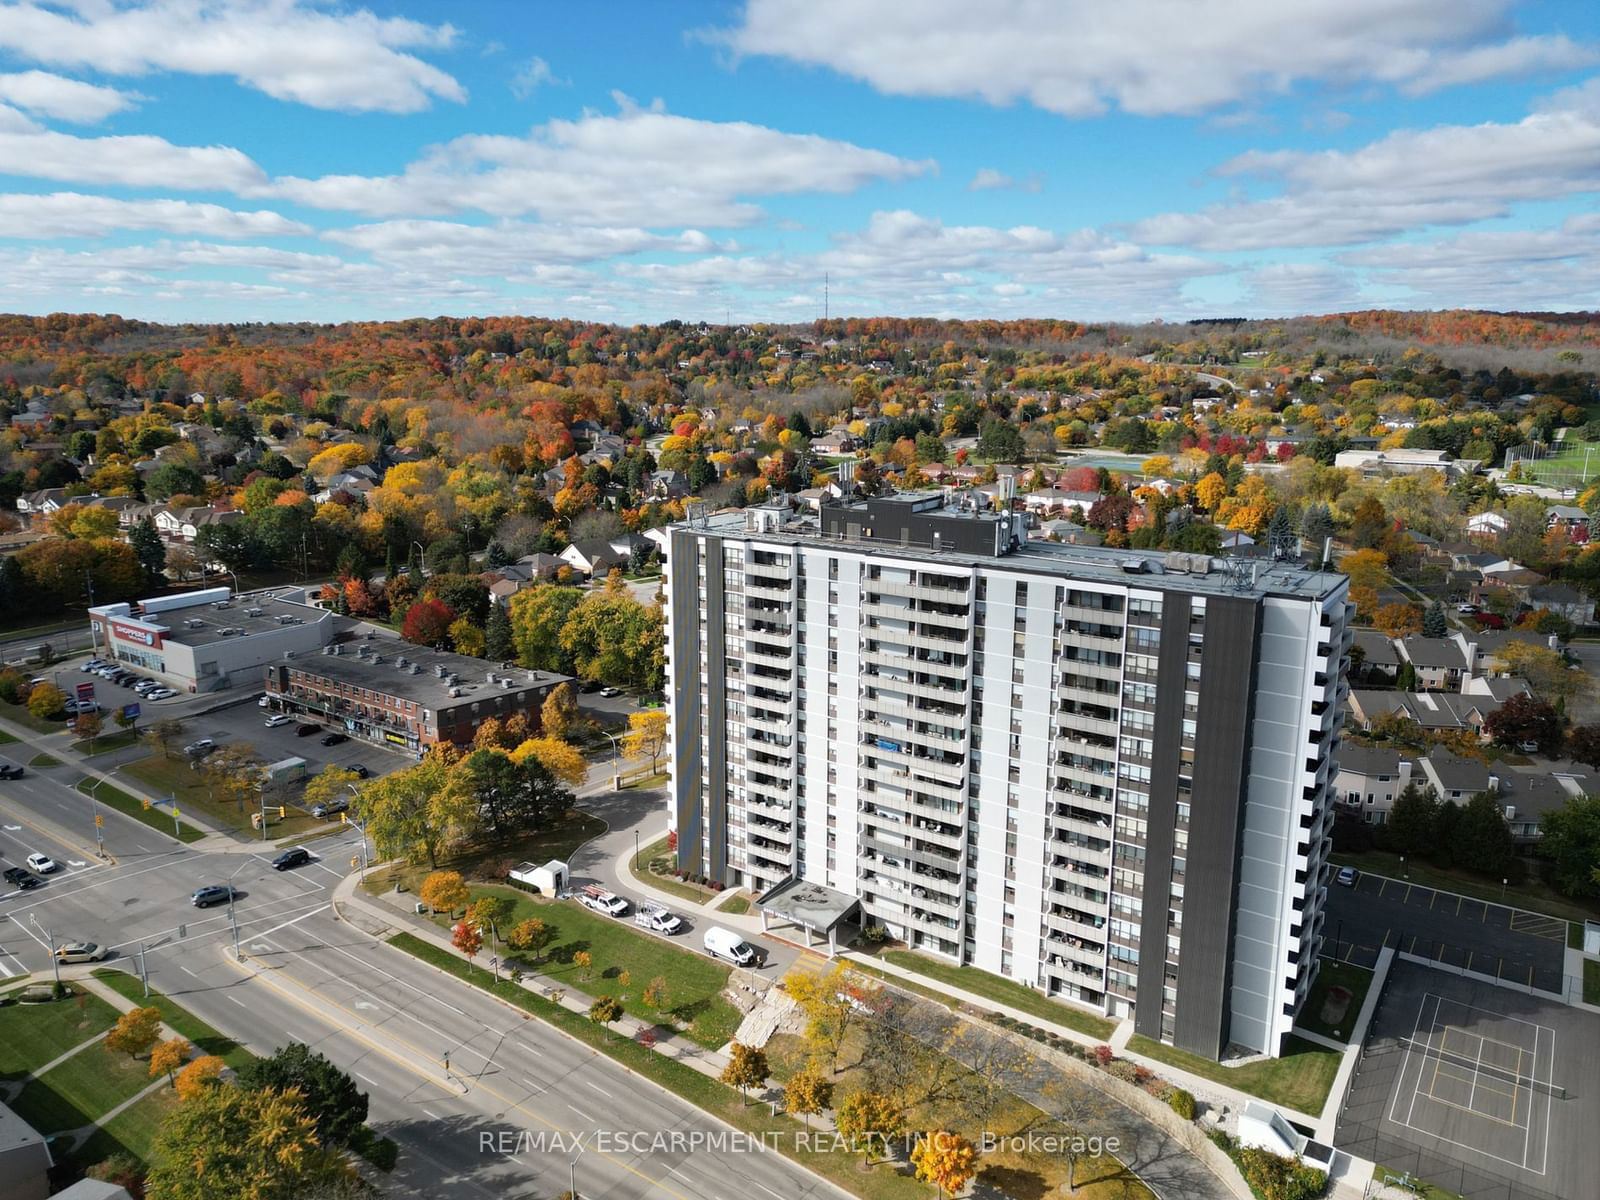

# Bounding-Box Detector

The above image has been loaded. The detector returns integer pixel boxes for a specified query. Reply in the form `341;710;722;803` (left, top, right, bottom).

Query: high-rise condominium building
666;491;1352;1059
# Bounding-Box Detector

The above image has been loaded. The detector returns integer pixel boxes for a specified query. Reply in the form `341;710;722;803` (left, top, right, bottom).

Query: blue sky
0;0;1597;324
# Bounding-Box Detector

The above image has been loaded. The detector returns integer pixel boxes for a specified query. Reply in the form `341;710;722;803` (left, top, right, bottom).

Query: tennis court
1336;961;1600;1200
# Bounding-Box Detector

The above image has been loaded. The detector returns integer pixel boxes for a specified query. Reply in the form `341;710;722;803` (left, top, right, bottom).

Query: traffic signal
141;797;152;810
340;812;348;824
276;806;286;818
94;814;103;828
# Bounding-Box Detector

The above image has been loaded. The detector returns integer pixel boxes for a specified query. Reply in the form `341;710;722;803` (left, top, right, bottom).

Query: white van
703;926;759;966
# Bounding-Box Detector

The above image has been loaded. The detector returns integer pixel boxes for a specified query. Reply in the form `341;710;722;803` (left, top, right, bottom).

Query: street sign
121;702;141;721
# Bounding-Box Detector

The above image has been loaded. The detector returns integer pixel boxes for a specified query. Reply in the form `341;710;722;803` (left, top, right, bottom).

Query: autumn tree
149;1037;192;1086
175;1054;226;1101
719;1042;769;1105
642;975;670;1011
238;1043;369;1147
1373;603;1422;638
402;597;456;647
836;1089;905;1165
143;717;185;760
508;917;554;962
1341;547;1389;591
468;894;515;944
510;736;587;788
540;681;579;740
449;615;486;658
452;917;484;970
1484;694;1563;753
574;950;592;980
785;1065;833;1127
1195;471;1227;513
302;765;360;816
105;1006;163;1060
420;870;470;915
72;709;103;742
786;964;879;1074
559;591;665;693
912;1130;978;1199
353;747;474;867
145;1084;350;1200
1568;724;1600;771
1492;643;1593;706
199;742;265;813
589;995;624;1025
622;710;669;774
26;681;65;719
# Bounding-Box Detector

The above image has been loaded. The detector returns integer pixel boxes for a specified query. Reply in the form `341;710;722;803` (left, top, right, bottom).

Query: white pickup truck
634;903;683;934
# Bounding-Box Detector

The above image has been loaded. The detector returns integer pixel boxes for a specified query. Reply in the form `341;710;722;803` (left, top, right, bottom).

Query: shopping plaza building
665;492;1352;1059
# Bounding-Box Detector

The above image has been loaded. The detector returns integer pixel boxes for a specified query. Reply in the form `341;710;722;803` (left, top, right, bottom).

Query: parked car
579;681;601;694
146;688;177;700
54;941;107;963
257;694;271;708
265;714;293;728
1455;603;1478;614
310;798;348;819
703;926;759;966
295;723;321;737
578;887;629;916
350;764;370;779
2;866;39;890
25;853;57;874
272;847;311;871
81;659;106;672
191;884;236;907
1336;866;1359;887
634;903;683;934
184;738;217;758
1516;740;1541;754
599;686;623;698
0;762;25;779
320;732;348;746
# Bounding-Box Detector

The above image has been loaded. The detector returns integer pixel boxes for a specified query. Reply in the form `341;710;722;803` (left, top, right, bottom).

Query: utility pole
33;916;59;988
138;940;149;997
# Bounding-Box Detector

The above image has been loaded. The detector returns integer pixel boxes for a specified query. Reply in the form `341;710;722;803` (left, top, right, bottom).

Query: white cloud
511;56;561;98
0;192;308;238
0;70;139;122
326;219;729;271
0;0;464;113
718;0;1596;117
269;99;932;224
0;126;267;190
968;167;1041;192
1240;262;1364;313
1131;82;1600;250
1335;221;1600;309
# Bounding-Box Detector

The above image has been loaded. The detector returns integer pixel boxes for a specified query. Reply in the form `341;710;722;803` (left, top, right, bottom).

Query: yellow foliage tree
1195;471;1227;513
149;1036;193;1086
105;1006;163;1060
622;710;669;774
1341;547;1390;591
785;1065;834;1127
174;1054;226;1101
911;1130;978;1199
510;736;588;787
419;870;470;916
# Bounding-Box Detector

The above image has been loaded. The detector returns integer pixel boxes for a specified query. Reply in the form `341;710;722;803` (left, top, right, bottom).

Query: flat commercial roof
151;593;329;647
684;506;1346;602
759;877;861;932
282;632;568;710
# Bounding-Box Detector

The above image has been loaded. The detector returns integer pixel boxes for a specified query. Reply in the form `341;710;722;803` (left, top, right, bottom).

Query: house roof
1498;774;1579;823
1397;637;1468;669
1418;750;1492;795
1352;630;1401;666
1337;744;1404;777
1530;583;1587;605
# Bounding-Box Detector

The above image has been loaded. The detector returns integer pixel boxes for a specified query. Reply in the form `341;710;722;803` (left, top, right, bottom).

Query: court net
1383;1037;1567;1100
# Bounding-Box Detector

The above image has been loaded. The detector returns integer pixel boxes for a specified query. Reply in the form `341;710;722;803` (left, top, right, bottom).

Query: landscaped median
389;931;950;1200
76;778;206;844
1124;1034;1341;1116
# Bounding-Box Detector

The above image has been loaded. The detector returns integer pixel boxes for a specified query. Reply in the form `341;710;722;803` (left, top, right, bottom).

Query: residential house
1528;583;1593;625
559;534;646;578
1415;750;1497;805
1351;630;1401;683
153;506;243;544
1335;744;1412;823
1459;675;1531;703
1497;774;1586;844
1466;511;1509;537
1396;636;1471;690
1545;505;1590;543
811;428;858;455
646;469;689;500
15;487;72;516
1452;629;1557;676
1346;689;1496;738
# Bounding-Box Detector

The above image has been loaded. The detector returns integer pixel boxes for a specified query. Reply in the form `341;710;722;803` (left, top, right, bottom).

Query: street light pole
605;731;622;791
411;540;426;577
634;829;640;871
32;916;59;988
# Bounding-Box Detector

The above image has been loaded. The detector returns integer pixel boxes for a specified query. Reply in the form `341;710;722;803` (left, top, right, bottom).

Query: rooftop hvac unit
448;686;461;697
409;663;421;675
434;664;446;677
333;644;343;655
245;608;263;617
370;655;383;665
501;677;515;688
1504;805;1517;820
321;645;333;655
486;671;497;684
395;656;408;669
277;614;294;624
282;651;294;660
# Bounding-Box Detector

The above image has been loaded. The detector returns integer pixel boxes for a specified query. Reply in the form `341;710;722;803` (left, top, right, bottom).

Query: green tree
509;583;582;673
558;591;665;693
146;1083;353;1200
588;995;624;1025
1422;601;1447;638
485;602;514;660
130;515;167;586
719;1042;769;1105
1381;783;1439;857
353;749;476;868
976;418;1025;463
1537;794;1600;898
238;1043;369;1147
1449;792;1517;877
452;748;570;844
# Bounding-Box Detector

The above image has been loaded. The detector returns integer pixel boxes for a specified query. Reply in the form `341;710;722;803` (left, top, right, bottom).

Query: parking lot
1324;870;1566;994
1336;960;1600;1200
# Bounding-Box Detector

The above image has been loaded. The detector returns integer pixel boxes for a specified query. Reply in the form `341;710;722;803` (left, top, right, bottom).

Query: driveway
1324;871;1565;993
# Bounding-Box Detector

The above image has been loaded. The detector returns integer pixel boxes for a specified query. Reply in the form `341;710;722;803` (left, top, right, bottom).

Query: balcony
1045;936;1107;970
744;582;793;603
1052;811;1115;842
866;579;971;605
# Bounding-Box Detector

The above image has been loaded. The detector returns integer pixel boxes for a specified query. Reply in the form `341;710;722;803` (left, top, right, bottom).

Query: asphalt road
0;771;844;1200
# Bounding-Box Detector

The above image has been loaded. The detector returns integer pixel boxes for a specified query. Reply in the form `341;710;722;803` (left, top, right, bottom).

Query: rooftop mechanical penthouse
665;491;1353;1060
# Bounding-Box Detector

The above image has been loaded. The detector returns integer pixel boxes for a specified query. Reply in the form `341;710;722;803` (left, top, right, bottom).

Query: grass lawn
1330;849;1600;925
71;729;141;756
1585;959;1600;1006
1126;1034;1341;1116
122;753;321;839
621;769;668;790
28;752;61;767
94;970;256;1071
844;959;963;1011
0;727;17;743
12;1035;158;1133
719;894;751;916
0;988;119;1081
628;834;722;906
1372;1163;1465;1200
359;809;607;899
72;1086;178;1173
77;779;206;843
869;947;1116;1040
424;882;742;1049
1297;959;1375;1042
0;700;73;734
1571;922;1585;950
389;933;950;1200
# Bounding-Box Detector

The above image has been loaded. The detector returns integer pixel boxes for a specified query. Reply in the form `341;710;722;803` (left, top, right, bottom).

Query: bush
1169;1088;1197;1120
350;1127;399;1172
1093;1044;1114;1068
1236;1145;1327;1200
1107;1059;1140;1083
862;924;887;944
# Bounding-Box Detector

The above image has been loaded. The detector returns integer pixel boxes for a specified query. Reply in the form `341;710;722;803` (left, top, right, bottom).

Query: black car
3;866;39;890
272;847;311;871
191;884;235;908
351;764;370;779
295;723;321;737
579;680;601;694
320;732;348;747
0;763;24;779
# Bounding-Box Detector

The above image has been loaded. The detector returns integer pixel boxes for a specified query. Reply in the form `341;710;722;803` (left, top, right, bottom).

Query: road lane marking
1;851;187;917
568;1104;594;1122
584;1081;612;1099
421;1108;443;1120
250;904;329;941
226;995;247;1007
